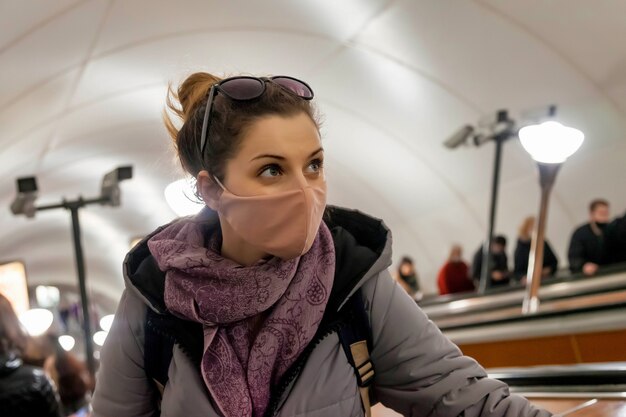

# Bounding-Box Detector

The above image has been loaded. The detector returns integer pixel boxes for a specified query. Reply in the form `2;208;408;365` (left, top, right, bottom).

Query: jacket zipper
263;319;347;417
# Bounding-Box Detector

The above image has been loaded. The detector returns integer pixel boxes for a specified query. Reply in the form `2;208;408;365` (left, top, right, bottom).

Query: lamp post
520;121;584;314
444;110;516;293
10;166;133;376
478;116;513;294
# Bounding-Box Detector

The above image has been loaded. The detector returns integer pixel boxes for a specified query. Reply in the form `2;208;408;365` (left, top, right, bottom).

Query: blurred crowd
394;199;626;297
0;293;93;417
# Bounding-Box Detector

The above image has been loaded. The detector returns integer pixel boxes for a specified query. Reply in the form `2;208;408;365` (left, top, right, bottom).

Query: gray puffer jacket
92;207;551;417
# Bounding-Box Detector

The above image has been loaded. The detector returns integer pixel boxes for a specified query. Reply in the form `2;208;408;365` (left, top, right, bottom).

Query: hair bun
176;72;221;119
163;72;222;145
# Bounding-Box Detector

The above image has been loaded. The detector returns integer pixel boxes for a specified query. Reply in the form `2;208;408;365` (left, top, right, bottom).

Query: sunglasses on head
199;75;315;159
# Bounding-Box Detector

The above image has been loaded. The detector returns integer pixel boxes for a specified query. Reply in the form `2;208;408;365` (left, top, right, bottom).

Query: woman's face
400;262;414;276
221;112;325;196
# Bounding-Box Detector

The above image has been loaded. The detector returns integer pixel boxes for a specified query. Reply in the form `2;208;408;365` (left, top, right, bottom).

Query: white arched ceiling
1;0;625;302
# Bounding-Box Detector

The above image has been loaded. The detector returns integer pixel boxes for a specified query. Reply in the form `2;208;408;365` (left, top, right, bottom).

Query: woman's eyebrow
251;154;285;161
309;147;324;157
250;148;324;162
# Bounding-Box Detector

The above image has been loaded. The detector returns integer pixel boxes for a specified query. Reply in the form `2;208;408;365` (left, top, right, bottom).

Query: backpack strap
338;289;375;417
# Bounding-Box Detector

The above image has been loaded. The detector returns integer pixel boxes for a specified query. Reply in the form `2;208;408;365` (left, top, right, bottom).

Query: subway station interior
1;1;626;416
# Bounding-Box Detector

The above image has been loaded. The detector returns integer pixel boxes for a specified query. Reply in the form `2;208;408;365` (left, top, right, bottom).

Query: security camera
100;166;133;207
10;177;39;218
443;125;474;149
17;177;38;193
472;133;491;147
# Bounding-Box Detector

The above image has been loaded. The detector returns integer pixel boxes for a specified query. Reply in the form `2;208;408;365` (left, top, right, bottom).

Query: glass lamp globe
164;178;204;216
19;308;53;336
519;121;584;163
93;330;108;347
58;335;75;351
99;314;115;332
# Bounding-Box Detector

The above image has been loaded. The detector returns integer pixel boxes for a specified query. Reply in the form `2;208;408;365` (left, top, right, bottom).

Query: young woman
92;73;551;416
514;216;559;284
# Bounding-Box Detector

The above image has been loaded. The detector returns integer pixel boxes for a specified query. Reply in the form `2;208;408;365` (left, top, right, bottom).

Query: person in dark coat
606;210;626;265
471;235;510;289
0;293;62;417
568;199;611;275
437;245;475;295
514;216;559;284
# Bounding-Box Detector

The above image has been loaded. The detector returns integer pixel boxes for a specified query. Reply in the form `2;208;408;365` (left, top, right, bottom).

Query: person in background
437;245;475;295
0;293;62;417
471;235;510;289
514;217;559;285
395;256;423;300
568;199;611;275
44;342;93;417
606;210;626;264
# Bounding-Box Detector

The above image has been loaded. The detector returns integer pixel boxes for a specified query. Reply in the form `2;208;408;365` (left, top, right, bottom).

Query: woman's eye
259;164;282;178
307;158;324;173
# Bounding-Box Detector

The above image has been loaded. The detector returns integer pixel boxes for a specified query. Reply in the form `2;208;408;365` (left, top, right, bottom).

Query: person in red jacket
438;245;475;295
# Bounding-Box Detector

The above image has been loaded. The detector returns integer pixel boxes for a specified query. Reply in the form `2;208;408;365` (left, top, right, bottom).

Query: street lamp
520;121;584;314
9;166;133;376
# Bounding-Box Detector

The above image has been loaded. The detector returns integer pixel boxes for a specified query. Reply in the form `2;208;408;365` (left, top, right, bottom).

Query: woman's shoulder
324;206;394;306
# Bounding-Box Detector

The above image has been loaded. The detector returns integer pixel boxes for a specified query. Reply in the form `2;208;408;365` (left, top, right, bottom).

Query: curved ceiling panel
94;0;389;55
479;0;626;98
0;0;81;51
0;0;109;102
71;30;341;107
356;0;597;112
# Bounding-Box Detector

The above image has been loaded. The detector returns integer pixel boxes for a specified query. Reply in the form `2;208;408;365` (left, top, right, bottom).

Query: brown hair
448;244;462;262
0;293;28;356
164;73;319;182
44;346;93;407
589;199;609;213
518;216;535;241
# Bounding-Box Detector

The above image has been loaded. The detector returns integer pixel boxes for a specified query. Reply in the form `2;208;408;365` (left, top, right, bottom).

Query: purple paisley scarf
147;213;335;417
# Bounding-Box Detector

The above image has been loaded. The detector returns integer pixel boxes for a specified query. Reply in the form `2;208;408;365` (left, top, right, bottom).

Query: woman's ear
197;170;222;210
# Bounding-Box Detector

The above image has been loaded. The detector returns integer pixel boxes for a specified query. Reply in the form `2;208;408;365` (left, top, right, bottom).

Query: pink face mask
214;177;327;260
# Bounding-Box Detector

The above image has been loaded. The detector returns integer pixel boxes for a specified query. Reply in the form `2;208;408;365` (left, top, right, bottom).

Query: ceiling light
19;309;53;336
519;121;584;164
93;331;108;347
36;285;60;308
58;335;75;351
99;314;115;332
164;178;204;216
